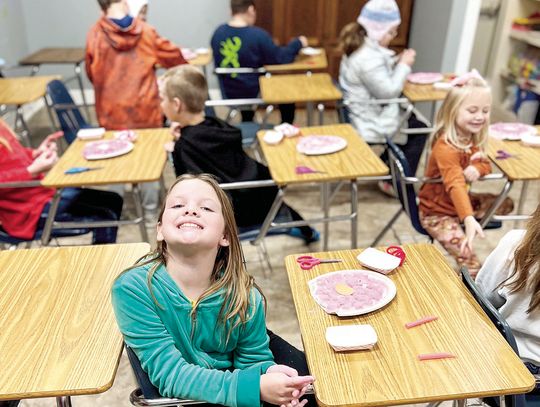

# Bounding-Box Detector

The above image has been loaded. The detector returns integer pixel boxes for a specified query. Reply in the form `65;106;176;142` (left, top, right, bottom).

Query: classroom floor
14;104;539;407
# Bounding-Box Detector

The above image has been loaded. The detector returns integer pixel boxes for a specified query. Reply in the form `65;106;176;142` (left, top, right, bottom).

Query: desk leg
132;183;149;242
41;189;62;246
306;102;313;126
350;180;358;249
15;105;32;146
322;183;329;251
252;188;285;246
479;180;514;228
75;63;91;120
56;396;72;406
317;103;325;125
514;181;529;228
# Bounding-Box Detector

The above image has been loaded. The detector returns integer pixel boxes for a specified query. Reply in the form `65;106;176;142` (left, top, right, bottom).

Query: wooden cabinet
255;0;414;78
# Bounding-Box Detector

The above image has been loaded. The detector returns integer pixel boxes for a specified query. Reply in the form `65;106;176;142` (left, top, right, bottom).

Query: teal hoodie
111;262;275;406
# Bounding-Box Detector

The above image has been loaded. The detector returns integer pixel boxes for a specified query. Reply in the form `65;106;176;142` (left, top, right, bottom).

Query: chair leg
371;208;402;246
252;239;273;277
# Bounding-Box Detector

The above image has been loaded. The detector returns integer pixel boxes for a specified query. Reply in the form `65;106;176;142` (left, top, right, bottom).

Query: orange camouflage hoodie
418;136;492;221
85;16;187;130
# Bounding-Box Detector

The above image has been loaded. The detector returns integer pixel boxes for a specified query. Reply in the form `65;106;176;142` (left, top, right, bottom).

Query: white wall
2;0;229;87
0;0;29;67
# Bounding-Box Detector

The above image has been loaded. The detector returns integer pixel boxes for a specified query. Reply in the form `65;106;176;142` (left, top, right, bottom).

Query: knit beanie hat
357;0;401;42
127;0;148;17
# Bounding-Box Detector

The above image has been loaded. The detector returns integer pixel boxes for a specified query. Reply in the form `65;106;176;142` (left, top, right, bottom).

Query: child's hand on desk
260;372;314;407
27;149;58;176
461;215;485;256
463;165;480;182
298;36;308;48
164;141;175;152
33;131;62;158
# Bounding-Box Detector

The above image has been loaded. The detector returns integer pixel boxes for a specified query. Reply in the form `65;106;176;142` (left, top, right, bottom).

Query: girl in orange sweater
418;75;511;277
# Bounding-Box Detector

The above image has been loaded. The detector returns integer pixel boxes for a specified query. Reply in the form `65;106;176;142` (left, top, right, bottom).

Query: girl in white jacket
338;0;428;188
476;203;540;388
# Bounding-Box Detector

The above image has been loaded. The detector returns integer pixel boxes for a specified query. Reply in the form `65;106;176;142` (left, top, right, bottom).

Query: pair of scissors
64;166;103;175
495;149;520;160
386;246;406;266
296;255;342;270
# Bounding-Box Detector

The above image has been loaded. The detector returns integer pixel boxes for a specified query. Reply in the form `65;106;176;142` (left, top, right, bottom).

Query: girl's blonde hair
121;173;261;342
503;203;540;313
339;22;366;57
430;77;491;151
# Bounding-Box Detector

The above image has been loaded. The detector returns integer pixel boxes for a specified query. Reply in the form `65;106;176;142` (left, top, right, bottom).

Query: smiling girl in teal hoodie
112;174;314;407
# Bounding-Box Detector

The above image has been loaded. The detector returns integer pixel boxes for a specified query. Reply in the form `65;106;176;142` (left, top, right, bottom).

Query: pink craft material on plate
114;130;137;142
308;269;397;317
83;139;134;160
405;315;438;328
489;122;537;141
407;72;444;85
418;352;455;361
296;135;347;155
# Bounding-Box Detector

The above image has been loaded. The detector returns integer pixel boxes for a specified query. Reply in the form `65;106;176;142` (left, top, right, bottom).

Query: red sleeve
0;148;36;183
85;27;96;83
434;143;474;220
152;27;187;68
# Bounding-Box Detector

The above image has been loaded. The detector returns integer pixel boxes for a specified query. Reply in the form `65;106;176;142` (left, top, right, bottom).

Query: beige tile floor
7;105;539;407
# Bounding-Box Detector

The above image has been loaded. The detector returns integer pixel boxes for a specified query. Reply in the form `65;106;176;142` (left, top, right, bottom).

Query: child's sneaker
288;227;320;245
377;181;397;198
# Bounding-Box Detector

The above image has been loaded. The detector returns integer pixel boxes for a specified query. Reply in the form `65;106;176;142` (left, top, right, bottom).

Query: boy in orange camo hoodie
86;0;187;130
86;0;187;223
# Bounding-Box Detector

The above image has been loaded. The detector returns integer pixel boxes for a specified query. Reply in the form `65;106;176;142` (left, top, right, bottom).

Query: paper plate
301;47;322;56
308;269;396;317
489;122;537;141
326;324;377;352
263;130;284;145
195;47;209;54
181;48;197;60
521;133;540;147
296;135;347;155
407;72;444;85
83;139;134;160
357;248;401;274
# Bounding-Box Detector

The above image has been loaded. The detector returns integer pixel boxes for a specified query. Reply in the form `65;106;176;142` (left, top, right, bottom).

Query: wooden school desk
42;128;172;243
264;48;328;73
257;123;388;250
285;243;535;407
0;243;150;406
0;75;59;145
403;76;451;126
19;47;89;118
483;132;540;226
259;73;342;125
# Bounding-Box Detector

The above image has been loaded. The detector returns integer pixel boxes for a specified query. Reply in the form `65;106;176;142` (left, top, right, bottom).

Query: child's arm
357;54;411;99
257;28;303;65
476;230;523;308
469;150;492;177
112;271;262;407
152;28;188;68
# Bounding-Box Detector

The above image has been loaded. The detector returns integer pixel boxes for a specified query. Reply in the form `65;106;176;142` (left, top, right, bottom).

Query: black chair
461;267;540;407
371;137;504;246
46;79;92;145
126;345;205;406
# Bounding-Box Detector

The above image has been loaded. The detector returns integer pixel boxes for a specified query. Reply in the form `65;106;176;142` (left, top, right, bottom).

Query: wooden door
254;0;414;78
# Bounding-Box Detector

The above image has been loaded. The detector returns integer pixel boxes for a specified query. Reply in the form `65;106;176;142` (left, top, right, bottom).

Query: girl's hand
169;121;181;140
33;132;61;158
164;141;175;153
460;215;485;256
298;36;308;47
399;49;416;66
27;149;58;176
260;372;314;406
463;165;480;182
267;364;298;377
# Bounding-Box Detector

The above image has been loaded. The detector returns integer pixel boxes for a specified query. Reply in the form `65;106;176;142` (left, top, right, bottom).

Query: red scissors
386;246;406;266
296;255;342;270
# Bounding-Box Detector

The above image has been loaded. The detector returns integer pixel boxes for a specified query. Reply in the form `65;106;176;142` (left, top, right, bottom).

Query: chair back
460;267;530;407
125;344;205;406
385;138;429;236
46;79;87;144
